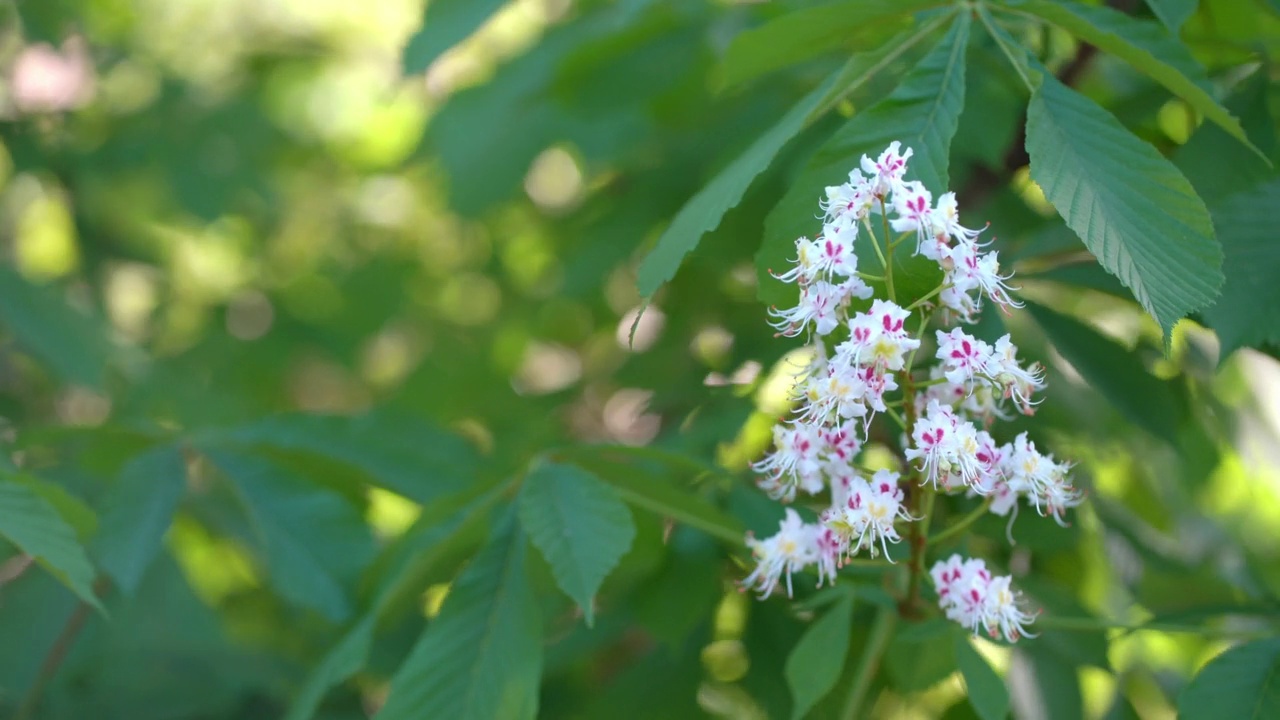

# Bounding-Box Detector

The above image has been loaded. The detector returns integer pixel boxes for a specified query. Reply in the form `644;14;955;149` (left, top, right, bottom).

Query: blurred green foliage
0;0;1279;718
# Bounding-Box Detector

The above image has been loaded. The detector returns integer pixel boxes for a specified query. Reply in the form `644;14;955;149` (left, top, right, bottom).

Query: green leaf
211;410;479;503
1143;0;1198;32
955;636;1010;720
378;508;542;720
517;461;635;626
573;457;743;545
1175;69;1275;207
715;0;943;91
285;486;509;720
639;8;956;299
0;266;110;388
1025;301;1185;444
885;618;959;691
93;445;187;595
1006;0;1264;159
5;471;96;539
785;592;855;720
205;448;375;621
1200;180;1280;358
757;13;970;307
635;70;836;298
283;616;375;720
0;475;102;611
1025;75;1222;336
1178;639;1280;720
1009;646;1082;720
402;0;506;74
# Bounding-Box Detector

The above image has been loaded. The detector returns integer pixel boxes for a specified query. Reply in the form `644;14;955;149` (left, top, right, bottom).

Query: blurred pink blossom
11;37;95;114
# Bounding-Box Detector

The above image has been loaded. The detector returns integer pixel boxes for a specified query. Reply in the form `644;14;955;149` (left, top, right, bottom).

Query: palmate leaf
1025;74;1222;336
0;474;102;612
378;508;542;720
757;12;970;307
784;591;854;720
1004;0;1265;159
1201;180;1280;358
637;7;957;298
517;461;635;626
1177;639;1280;720
715;0;946;91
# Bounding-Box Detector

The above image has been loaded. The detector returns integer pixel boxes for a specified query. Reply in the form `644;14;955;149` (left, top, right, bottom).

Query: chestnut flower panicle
739;143;1078;645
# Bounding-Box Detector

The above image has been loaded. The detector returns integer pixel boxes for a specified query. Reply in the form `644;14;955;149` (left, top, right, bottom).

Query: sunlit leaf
716;0;944;90
757;13;970;307
378;508;542;720
1177;639;1280;720
955;636;1010;720
517;461;634;626
1025;75;1222;335
1006;0;1264;159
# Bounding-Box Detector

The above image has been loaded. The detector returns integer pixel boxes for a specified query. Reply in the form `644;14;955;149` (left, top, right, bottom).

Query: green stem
906;283;954;311
882;405;906;430
857;271;886;282
927;499;992;546
863;217;890;275
912;376;950;388
841;607;897;720
880;199;896;302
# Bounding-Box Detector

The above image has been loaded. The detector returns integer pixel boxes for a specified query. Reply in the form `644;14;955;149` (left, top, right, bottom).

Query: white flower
752;421;825;501
822;169;876;223
932;554;1037;642
861;141;913;198
822;469;912;559
930;192;986;245
988;336;1045;414
743;509;819;597
935;328;992;387
839;300;920;371
796;363;870;425
771;237;822;285
814;219;861;278
981;575;1039;642
973;251;1022;311
905;399;989;491
768;280;843;337
890;180;934;253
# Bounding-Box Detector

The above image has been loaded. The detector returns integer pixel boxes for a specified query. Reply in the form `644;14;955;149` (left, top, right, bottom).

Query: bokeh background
1;0;1280;718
